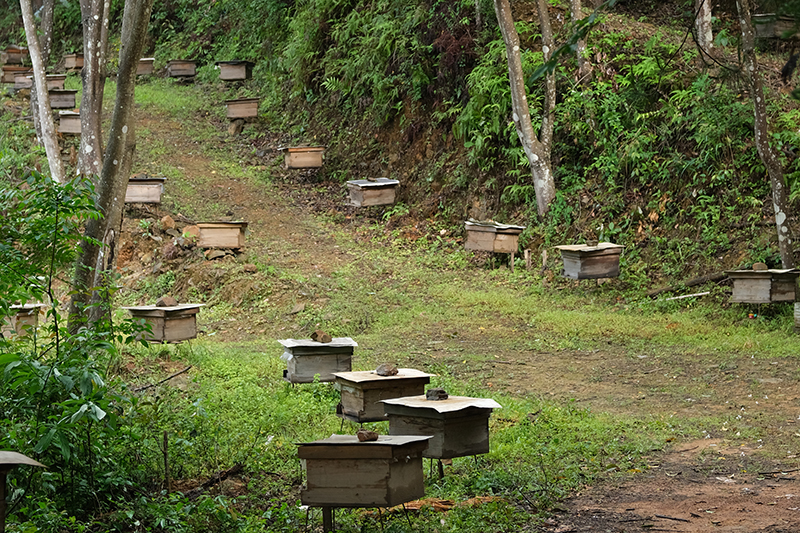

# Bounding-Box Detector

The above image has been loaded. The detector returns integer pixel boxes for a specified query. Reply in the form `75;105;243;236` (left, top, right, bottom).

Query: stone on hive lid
376;363;398;376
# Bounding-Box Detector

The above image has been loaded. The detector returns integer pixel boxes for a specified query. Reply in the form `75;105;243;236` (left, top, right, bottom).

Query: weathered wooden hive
13;74;32;89
1;304;46;337
216;60;254;81
333;369;433;423
197;222;248;249
346;178;400;207
166;60;197;77
224;97;259;119
48;89;78;109
2;65;30;84
4;46;28;64
280;146;325;169
46;74;67;90
278;337;357;384
555;242;624;280
298;434;430;508
137;57;155;76
64;53;84;70
726;268;800;304
125;175;166;204
57;111;81;135
382;395;501;459
464;220;525;254
753;14;799;39
122;304;204;343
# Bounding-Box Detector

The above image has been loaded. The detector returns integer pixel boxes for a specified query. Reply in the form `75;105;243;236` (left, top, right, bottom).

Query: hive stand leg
322;507;333;532
437;459;444;480
510;252;515;272
1;472;6;533
402;503;413;530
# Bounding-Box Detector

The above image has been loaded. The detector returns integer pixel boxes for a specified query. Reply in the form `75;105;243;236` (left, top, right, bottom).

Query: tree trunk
20;0;65;183
736;0;794;268
30;0;55;142
69;0;154;328
695;0;713;54
78;0;110;177
475;0;482;30
493;0;556;217
570;0;590;81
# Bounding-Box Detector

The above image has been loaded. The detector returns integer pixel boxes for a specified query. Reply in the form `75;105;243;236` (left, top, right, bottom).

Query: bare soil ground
124;106;800;532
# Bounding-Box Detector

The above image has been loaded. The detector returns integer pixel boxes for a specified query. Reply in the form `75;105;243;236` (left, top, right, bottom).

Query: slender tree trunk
30;0;55;141
570;0;590;82
475;0;482;30
695;0;713;54
20;0;65;183
736;0;794;268
493;0;556;216
69;0;154;328
78;0;110;177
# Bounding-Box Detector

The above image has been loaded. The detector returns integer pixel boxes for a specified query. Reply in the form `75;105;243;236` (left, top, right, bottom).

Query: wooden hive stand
2;65;30;84
63;53;84;71
279;146;325;169
1;304;47;338
122;304;204;343
382;394;501;474
215;60;254;81
298;434;431;532
137;57;155;76
166;59;197;78
346;178;400;207
13;75;32;89
554;242;624;280
332;369;434;423
224;97;259;120
464;220;526;271
4;45;28;65
0;452;45;533
57;111;81;135
197;222;248;249
726;268;800;304
278;337;357;384
753;14;799;39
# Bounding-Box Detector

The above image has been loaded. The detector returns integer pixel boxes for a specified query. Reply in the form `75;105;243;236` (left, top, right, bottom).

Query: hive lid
297;434;431;447
139;57;155;62
346;178;400;188
48;89;78;94
9;303;48;310
58;110;80;117
464;219;525;231
554;242;623;252
278;146;326;152
215;60;254;66
121;303;204;312
725;268;800;275
197;221;249;228
278;337;358;349
0;451;45;468
128;174;166;182
167;59;196;64
381;395;501;412
332;368;434;383
224;97;260;105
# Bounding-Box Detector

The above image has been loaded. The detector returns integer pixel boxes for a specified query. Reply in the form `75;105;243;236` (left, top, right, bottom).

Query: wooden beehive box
125;175;166;203
122;304;203;343
754;14;799;39
1;304;46;337
280;146;325;169
332;369;434;423
346;178;400;207
14;75;32;89
555;242;624;280
382;395;501;459
298;434;430;508
166;59;197;77
137;57;155;76
58;111;81;134
224;97;259;119
64;53;84;70
726;268;800;304
5;46;28;64
197;222;248;249
464;220;525;254
278;337;357;384
49;89;77;109
2;66;30;84
216;60;254;81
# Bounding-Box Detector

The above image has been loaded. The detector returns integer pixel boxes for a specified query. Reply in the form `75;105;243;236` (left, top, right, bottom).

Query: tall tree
493;0;556;216
19;0;65;183
78;0;111;176
695;0;713;54
570;0;590;81
736;0;794;268
69;0;154;327
29;0;54;140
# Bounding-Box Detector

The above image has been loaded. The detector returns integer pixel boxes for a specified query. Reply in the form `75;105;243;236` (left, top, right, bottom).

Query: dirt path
127;105;800;532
